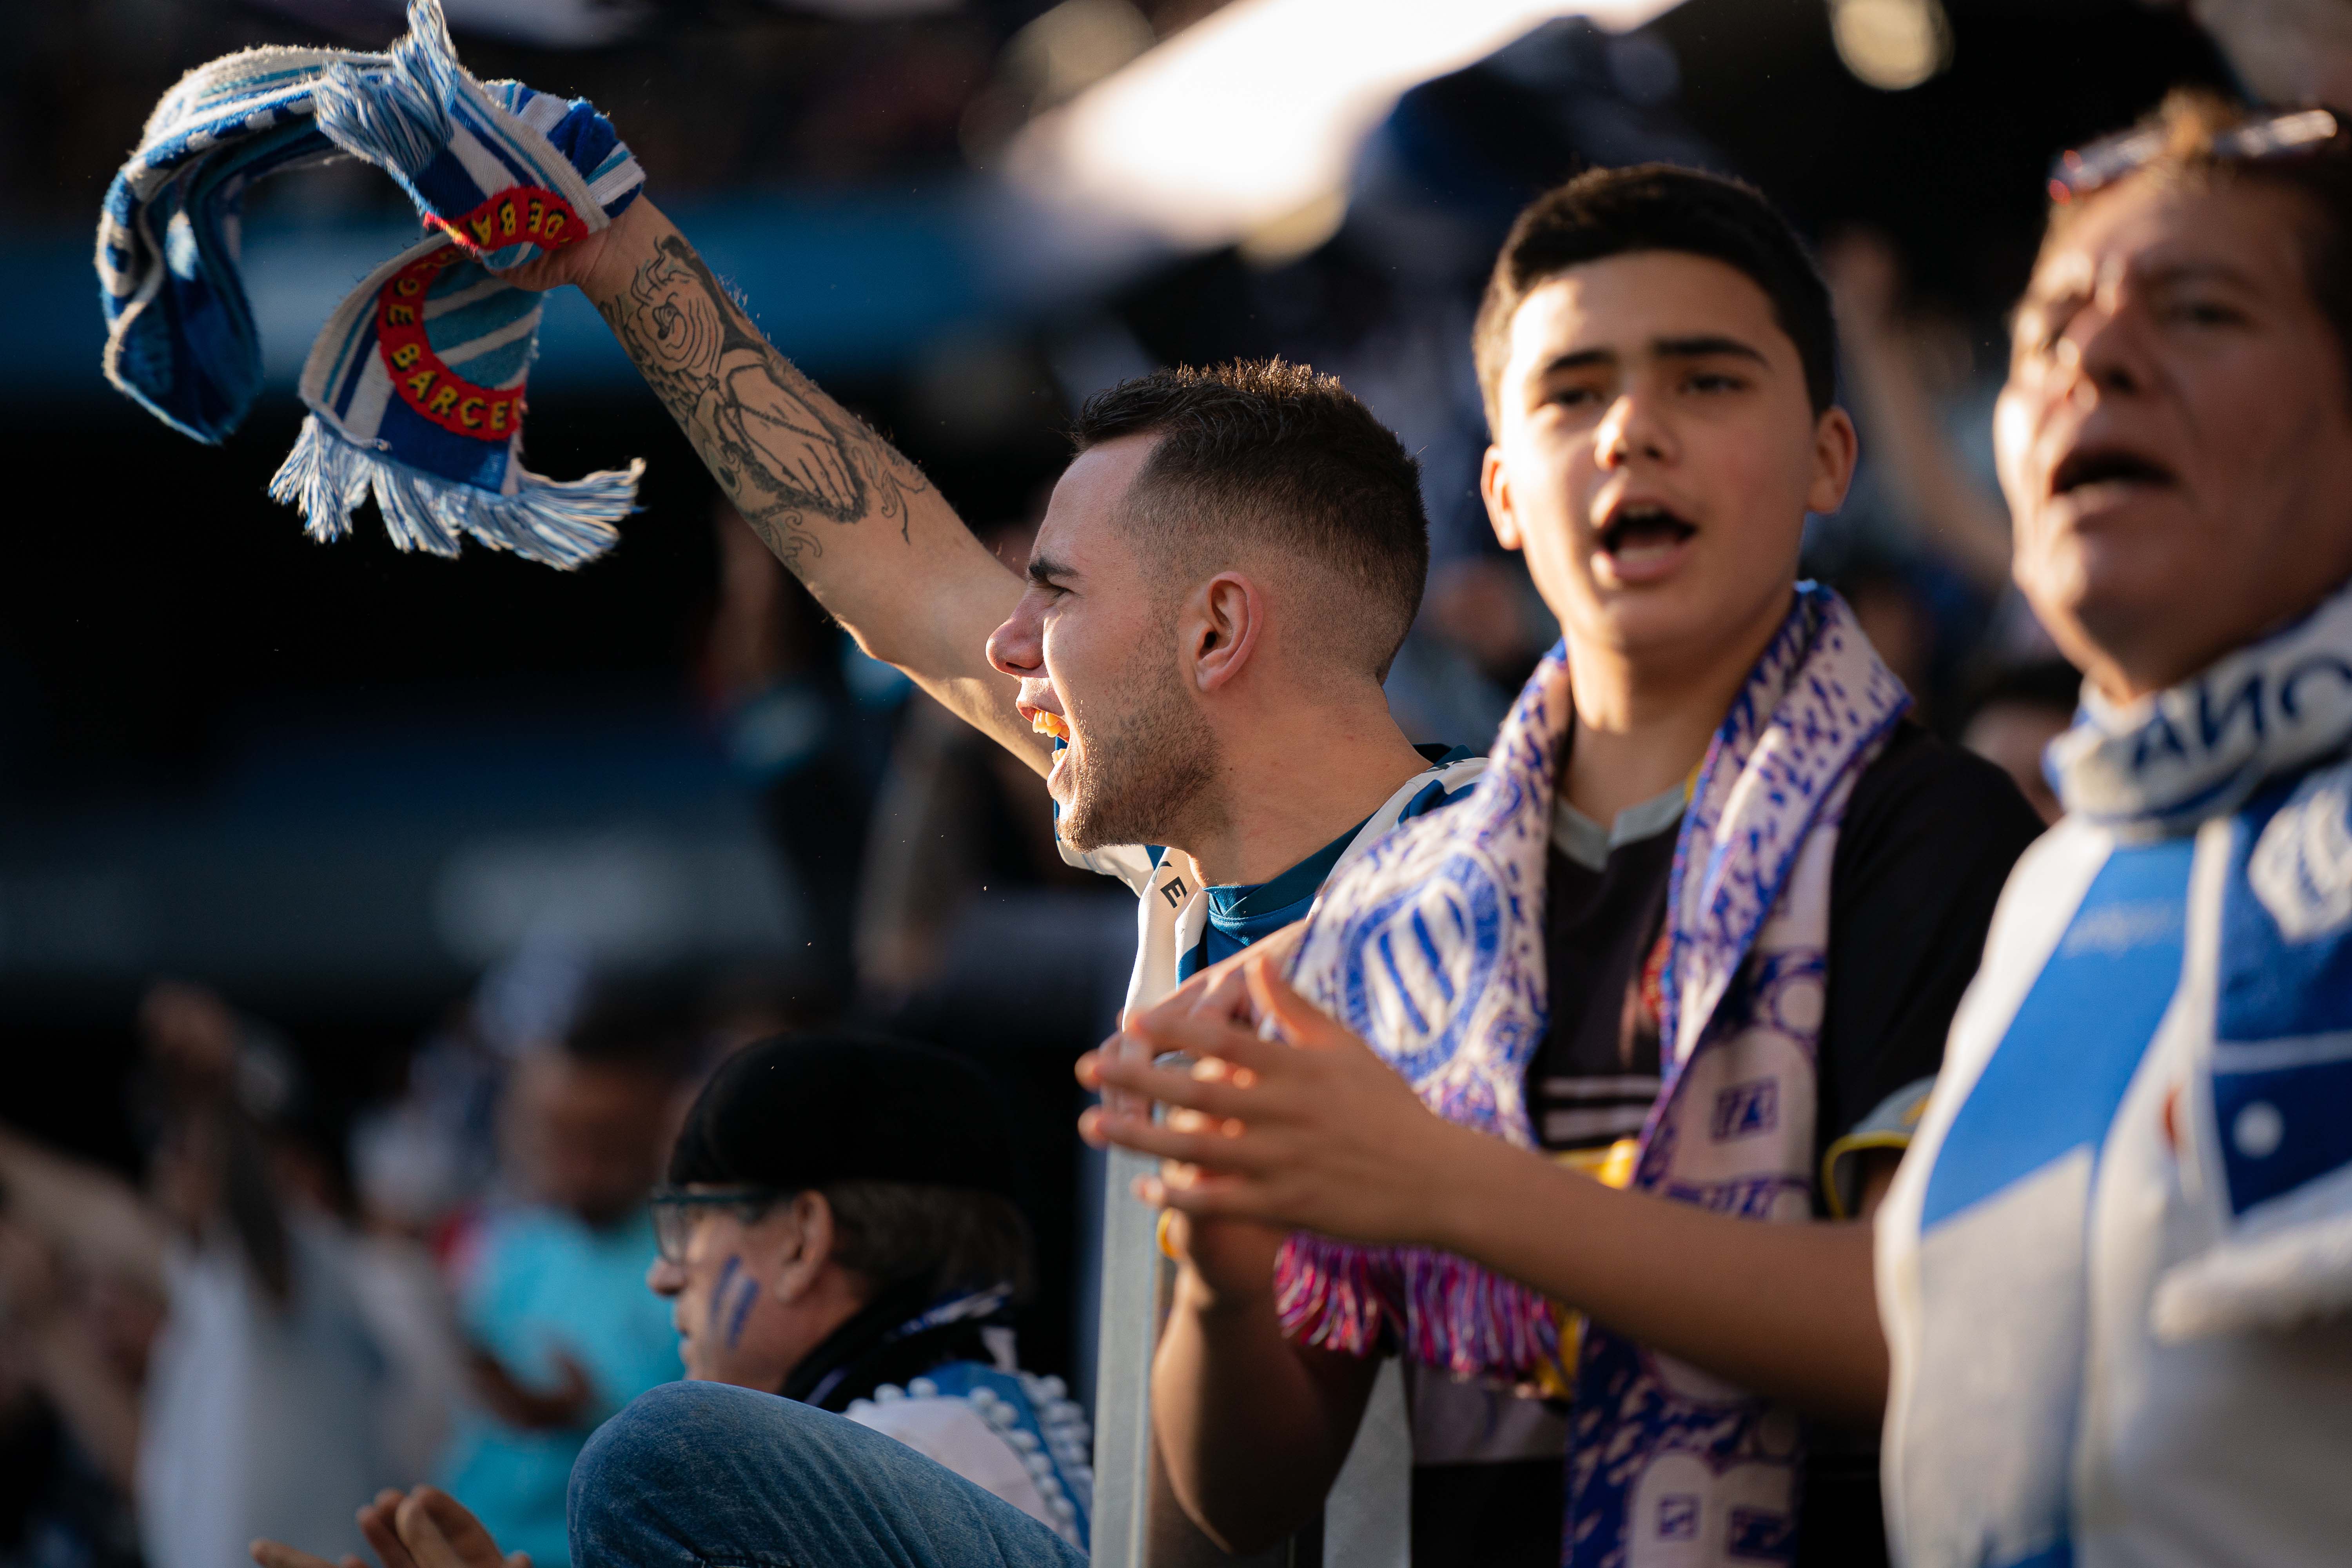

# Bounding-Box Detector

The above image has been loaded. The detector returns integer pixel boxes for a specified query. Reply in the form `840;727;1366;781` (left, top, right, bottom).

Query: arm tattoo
596;235;928;566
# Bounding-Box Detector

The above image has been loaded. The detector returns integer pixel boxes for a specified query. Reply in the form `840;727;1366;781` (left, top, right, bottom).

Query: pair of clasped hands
254;1488;517;1568
1076;936;1495;1283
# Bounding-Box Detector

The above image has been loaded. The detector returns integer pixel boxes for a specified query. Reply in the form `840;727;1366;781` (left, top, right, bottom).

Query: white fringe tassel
309;0;459;177
270;414;637;569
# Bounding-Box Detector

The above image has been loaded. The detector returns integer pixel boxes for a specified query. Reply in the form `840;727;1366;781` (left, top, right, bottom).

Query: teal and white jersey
1877;777;2352;1568
1061;744;1486;1012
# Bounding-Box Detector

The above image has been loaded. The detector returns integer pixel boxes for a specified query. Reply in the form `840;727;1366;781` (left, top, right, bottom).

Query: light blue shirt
437;1206;680;1568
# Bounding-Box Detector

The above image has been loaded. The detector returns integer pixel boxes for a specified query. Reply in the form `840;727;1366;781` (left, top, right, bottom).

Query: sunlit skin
643;1190;867;1389
984;433;1432;886
1999;178;2352;702
985;437;1183;837
1481;254;1858;821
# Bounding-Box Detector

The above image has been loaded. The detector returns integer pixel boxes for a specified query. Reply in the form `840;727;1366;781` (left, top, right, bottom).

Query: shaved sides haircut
1072;361;1430;681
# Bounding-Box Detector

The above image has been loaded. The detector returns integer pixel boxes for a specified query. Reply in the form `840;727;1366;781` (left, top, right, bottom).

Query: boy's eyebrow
1027;554;1076;586
1651;333;1770;365
1537;347;1618;377
1534;334;1771;377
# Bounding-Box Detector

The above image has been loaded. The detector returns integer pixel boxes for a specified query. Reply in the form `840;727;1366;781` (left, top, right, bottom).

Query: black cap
667;1033;1020;1198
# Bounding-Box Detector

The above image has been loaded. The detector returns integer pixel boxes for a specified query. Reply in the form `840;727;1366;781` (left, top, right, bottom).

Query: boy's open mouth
1030;709;1070;743
1599;502;1698;559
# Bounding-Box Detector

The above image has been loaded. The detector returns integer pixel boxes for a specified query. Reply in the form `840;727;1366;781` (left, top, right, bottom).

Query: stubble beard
1056;658;1223;855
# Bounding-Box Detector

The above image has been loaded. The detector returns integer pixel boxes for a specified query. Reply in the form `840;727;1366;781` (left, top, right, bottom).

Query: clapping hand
252;1486;526;1568
1077;949;1485;1256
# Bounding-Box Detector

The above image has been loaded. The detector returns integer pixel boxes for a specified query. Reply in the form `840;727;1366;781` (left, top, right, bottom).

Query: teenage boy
1082;166;2044;1568
1872;94;2352;1568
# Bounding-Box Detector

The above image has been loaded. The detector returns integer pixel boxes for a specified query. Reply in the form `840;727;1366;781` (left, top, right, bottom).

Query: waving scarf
98;0;644;567
1276;583;1908;1567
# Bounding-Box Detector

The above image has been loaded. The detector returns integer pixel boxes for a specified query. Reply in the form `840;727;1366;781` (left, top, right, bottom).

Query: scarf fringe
1273;590;1908;1388
310;2;456;178
270;414;637;568
1276;1233;1559;1382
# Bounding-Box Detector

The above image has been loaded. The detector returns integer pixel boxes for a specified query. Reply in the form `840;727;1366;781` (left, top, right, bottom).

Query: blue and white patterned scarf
2049;579;2352;835
1878;579;2352;1568
1275;583;1908;1568
98;0;644;567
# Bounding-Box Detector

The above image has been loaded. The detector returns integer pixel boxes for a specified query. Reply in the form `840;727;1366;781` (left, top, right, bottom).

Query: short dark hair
1473;164;1839;429
2045;89;2352;388
1071;361;1430;681
822;1180;1034;1303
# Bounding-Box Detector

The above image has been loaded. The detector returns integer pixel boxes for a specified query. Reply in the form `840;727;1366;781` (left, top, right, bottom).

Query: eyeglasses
2047;107;2341;205
648;1185;782;1265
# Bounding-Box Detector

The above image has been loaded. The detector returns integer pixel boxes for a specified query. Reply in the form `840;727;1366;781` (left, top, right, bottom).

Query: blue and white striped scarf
1276;583;1909;1568
2048;579;2352;837
1880;580;2352;1568
98;0;644;568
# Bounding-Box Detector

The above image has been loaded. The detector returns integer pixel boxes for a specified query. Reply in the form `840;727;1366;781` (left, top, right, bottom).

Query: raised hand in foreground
252;1486;527;1568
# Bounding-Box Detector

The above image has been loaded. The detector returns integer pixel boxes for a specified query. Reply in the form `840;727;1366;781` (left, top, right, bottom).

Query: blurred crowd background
0;1;2287;1566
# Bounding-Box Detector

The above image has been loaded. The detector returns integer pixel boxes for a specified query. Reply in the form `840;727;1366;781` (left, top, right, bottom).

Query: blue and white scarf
98;0;644;567
2049;580;2352;837
1275;583;1908;1568
1880;581;2352;1568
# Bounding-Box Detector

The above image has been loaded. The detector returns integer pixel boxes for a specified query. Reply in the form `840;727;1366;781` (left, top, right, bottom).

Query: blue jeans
569;1381;1088;1568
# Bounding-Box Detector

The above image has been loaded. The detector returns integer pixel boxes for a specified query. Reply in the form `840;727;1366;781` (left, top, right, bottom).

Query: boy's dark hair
1473;164;1839;430
2046;89;2352;390
1072;360;1429;682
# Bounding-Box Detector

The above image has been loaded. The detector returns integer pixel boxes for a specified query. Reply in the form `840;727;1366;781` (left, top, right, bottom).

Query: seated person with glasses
254;1034;1092;1568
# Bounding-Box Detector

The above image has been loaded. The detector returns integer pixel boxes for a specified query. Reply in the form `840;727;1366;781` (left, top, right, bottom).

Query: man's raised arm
522;196;1046;773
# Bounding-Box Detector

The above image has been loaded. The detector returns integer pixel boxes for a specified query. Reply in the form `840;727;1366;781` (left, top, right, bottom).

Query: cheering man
1083;165;2044;1568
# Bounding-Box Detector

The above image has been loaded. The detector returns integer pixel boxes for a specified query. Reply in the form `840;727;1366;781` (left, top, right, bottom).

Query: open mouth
1029;709;1070;743
1599;502;1698;558
2051;446;2176;497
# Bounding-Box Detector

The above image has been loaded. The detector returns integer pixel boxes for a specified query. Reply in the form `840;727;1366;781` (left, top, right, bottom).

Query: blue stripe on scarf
1919;838;2193;1230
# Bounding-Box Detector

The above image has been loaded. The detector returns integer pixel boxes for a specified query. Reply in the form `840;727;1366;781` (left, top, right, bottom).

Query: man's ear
1187;571;1265;694
1806;406;1860;517
1481;446;1525;554
771;1191;835;1305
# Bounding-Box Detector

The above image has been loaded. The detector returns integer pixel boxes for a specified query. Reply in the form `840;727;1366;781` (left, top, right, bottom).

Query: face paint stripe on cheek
706;1254;739;1343
724;1275;760;1350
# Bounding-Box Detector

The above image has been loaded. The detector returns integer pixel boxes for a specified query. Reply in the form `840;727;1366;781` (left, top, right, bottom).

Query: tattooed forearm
593;234;929;564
